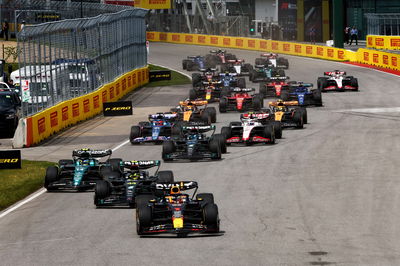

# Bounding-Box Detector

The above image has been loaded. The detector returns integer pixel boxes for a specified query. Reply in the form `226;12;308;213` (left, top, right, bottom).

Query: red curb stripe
343;62;400;76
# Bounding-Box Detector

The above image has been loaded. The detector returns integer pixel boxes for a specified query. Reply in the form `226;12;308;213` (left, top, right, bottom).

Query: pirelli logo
103;101;133;116
0;150;21;169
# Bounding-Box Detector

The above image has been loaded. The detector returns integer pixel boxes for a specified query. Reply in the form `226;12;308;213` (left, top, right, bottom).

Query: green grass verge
146;64;191;87
0;160;54;211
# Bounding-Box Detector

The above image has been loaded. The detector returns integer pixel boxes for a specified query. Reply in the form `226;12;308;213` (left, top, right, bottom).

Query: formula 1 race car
268;100;306;128
255;53;289;69
189;80;223;102
219;72;246;88
205;49;237;66
162;125;226;161
249;65;287;82
259;78;291;98
130;113;178;145
220;59;253;76
94;160;174;208
219;88;264;113
317;70;359;92
182;56;212;71
44;149;115;191
220;116;276;146
136;181;220;237
171;100;217;124
191;68;219;87
280;82;322;106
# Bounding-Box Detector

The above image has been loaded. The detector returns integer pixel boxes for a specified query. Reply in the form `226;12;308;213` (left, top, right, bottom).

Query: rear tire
205;107;217;123
212;134;227;154
237;78;246;88
263;125;275;144
197;193;214;204
271;121;282;139
252;95;262;111
209;140;221;159
219;97;228;113
189;88;197;100
94;180;111;203
293;111;304;129
157;170;174;183
130;126;141;144
44;166;59;190
203;203;219;232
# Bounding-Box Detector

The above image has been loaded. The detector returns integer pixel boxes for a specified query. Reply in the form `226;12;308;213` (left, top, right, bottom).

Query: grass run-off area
0;160;54;211
147;64;191;87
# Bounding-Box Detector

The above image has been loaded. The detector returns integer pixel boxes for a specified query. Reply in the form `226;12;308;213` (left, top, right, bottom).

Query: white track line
0;188;46;219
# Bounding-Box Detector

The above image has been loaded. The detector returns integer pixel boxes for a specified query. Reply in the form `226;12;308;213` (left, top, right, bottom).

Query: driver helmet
276;99;284;106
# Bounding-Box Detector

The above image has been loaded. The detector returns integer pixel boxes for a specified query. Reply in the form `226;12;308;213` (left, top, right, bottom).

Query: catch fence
17;8;147;117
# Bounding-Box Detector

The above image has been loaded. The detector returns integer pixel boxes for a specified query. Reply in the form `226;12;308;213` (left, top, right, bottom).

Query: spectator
2;19;9;41
349;26;358;45
309;26;316;44
7;79;14;89
344;26;350;44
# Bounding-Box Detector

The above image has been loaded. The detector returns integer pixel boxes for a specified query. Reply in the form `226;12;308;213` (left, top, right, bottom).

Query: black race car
162;125;226;161
136;181;220;237
94;160;174;208
44;149;116;191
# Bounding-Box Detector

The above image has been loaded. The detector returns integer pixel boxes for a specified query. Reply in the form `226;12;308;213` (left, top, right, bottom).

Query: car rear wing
123;160;161;170
148;113;177;121
269;76;288;80
289;82;313;88
179;100;208;106
240;112;270;120
210;50;226;54
269;100;299;107
324;71;346;76
226;59;244;63
255;64;266;68
202;80;221;85
182;125;215;133
154;181;198;191
219;73;237;77
72;149;112;158
261;53;278;58
187;56;202;59
199;68;217;72
231;87;255;93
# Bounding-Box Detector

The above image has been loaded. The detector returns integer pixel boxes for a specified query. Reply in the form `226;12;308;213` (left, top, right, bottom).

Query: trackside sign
103;101;133;116
0;150;22;169
149;70;171;82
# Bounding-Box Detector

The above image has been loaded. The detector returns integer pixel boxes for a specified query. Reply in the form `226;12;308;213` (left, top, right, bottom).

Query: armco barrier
23;67;149;147
147;32;350;62
367;35;400;50
148;31;400;73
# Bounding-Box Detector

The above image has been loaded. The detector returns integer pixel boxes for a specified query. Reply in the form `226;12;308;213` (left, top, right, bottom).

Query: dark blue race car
280;82;322;107
44;149;117;191
130;113;178;144
182;56;209;71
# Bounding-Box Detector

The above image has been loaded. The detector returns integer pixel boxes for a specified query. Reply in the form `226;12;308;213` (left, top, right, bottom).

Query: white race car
317;70;359;92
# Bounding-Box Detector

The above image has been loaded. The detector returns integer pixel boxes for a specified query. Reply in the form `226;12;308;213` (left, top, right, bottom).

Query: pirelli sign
0;150;21;169
103;101;133;116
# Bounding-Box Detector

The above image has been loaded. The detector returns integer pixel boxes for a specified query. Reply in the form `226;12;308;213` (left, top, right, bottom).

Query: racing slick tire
58;159;73;166
192;73;202;87
318;77;329;91
252;94;263;111
298;107;308;124
212;134;227;154
201;111;212;124
249;70;258;81
221;126;231;141
259;83;267;98
293;111;304;129
162;141;175;161
270;121;282;139
136;206;152;235
209;140;222;160
237;78;246;88
130;126;141;145
280;91;290;101
278;69;286;76
94;180;111;205
255;58;267;66
205;107;217;123
182;59;190;70
197;193;214;204
243;63;253;73
171;121;183;136
138;121;150;127
351;78;359;91
203;203;220;232
44;166;59;190
108;158;123;173
135;195;156;209
219;97;228;113
186;61;195;71
221;87;230;97
263;125;275;144
189;88;197;101
157;170;174;183
312;89;323;106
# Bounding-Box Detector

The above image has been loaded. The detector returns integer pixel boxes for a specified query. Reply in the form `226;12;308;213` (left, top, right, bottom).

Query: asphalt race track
1;42;400;265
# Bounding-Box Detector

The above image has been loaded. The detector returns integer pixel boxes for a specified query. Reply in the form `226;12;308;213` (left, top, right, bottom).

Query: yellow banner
367;35;400;50
135;0;171;9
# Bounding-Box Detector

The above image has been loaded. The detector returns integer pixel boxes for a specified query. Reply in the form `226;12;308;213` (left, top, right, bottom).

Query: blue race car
280;82;322;106
44;149;117;191
130;113;178;144
182;56;213;71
